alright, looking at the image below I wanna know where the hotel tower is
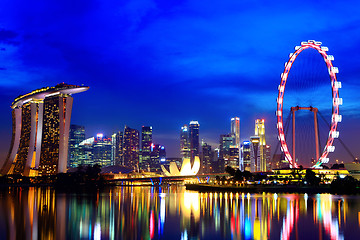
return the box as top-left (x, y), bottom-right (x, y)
top-left (0, 83), bottom-right (89, 176)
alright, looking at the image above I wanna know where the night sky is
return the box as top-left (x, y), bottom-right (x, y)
top-left (1, 0), bottom-right (360, 167)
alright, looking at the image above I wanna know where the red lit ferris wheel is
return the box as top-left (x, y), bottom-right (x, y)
top-left (276, 40), bottom-right (342, 168)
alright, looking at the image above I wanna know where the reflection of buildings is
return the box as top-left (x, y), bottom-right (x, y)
top-left (0, 83), bottom-right (89, 176)
top-left (0, 186), bottom-right (355, 240)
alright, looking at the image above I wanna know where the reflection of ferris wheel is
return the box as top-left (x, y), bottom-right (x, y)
top-left (276, 40), bottom-right (342, 168)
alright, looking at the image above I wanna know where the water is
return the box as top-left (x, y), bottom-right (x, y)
top-left (0, 186), bottom-right (360, 239)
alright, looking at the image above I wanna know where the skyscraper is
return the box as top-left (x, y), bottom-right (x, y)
top-left (201, 141), bottom-right (213, 173)
top-left (255, 119), bottom-right (266, 171)
top-left (219, 134), bottom-right (239, 169)
top-left (189, 121), bottom-right (200, 163)
top-left (68, 124), bottom-right (85, 168)
top-left (180, 125), bottom-right (190, 159)
top-left (122, 126), bottom-right (140, 170)
top-left (241, 141), bottom-right (251, 171)
top-left (0, 83), bottom-right (89, 176)
top-left (231, 117), bottom-right (240, 147)
top-left (250, 136), bottom-right (260, 172)
top-left (112, 131), bottom-right (123, 165)
top-left (92, 134), bottom-right (112, 166)
top-left (150, 143), bottom-right (166, 172)
top-left (141, 126), bottom-right (152, 169)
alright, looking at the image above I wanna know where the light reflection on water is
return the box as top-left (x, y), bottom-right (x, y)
top-left (0, 186), bottom-right (360, 239)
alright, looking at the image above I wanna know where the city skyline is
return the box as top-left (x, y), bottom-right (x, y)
top-left (1, 1), bottom-right (360, 165)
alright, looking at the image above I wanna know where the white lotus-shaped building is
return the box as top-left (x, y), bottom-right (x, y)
top-left (161, 156), bottom-right (200, 176)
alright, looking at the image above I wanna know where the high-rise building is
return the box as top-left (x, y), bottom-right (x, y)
top-left (219, 134), bottom-right (239, 169)
top-left (231, 117), bottom-right (240, 147)
top-left (141, 126), bottom-right (152, 169)
top-left (180, 125), bottom-right (190, 159)
top-left (122, 126), bottom-right (140, 170)
top-left (241, 141), bottom-right (251, 171)
top-left (189, 121), bottom-right (200, 163)
top-left (149, 143), bottom-right (166, 172)
top-left (201, 141), bottom-right (213, 173)
top-left (265, 145), bottom-right (271, 170)
top-left (111, 133), bottom-right (117, 165)
top-left (112, 131), bottom-right (123, 165)
top-left (92, 134), bottom-right (112, 167)
top-left (255, 119), bottom-right (266, 171)
top-left (0, 83), bottom-right (89, 176)
top-left (250, 136), bottom-right (260, 172)
top-left (78, 137), bottom-right (94, 165)
top-left (68, 125), bottom-right (85, 168)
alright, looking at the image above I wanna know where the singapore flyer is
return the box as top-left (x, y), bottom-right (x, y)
top-left (276, 40), bottom-right (342, 168)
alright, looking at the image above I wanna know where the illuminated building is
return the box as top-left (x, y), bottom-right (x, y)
top-left (112, 131), bottom-right (123, 165)
top-left (265, 144), bottom-right (271, 170)
top-left (111, 133), bottom-right (117, 165)
top-left (122, 126), bottom-right (140, 170)
top-left (161, 156), bottom-right (200, 176)
top-left (255, 119), bottom-right (267, 171)
top-left (180, 125), bottom-right (190, 159)
top-left (149, 143), bottom-right (166, 172)
top-left (201, 141), bottom-right (213, 173)
top-left (189, 121), bottom-right (200, 163)
top-left (92, 134), bottom-right (112, 166)
top-left (231, 117), bottom-right (240, 147)
top-left (250, 136), bottom-right (260, 172)
top-left (141, 126), bottom-right (152, 169)
top-left (0, 83), bottom-right (88, 176)
top-left (219, 134), bottom-right (239, 169)
top-left (78, 137), bottom-right (94, 165)
top-left (241, 141), bottom-right (251, 171)
top-left (68, 124), bottom-right (85, 168)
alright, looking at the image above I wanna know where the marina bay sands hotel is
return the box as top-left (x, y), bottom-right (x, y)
top-left (0, 83), bottom-right (89, 176)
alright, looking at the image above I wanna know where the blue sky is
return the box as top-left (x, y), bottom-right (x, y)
top-left (1, 0), bottom-right (360, 166)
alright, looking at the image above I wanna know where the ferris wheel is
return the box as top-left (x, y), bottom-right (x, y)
top-left (276, 40), bottom-right (342, 168)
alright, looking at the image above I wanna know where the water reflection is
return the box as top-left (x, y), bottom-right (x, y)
top-left (0, 187), bottom-right (360, 239)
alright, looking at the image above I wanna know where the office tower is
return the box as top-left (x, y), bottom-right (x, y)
top-left (78, 137), bottom-right (94, 165)
top-left (141, 126), bottom-right (152, 169)
top-left (122, 126), bottom-right (140, 170)
top-left (231, 117), bottom-right (240, 147)
top-left (255, 119), bottom-right (266, 171)
top-left (265, 145), bottom-right (271, 170)
top-left (112, 131), bottom-right (123, 165)
top-left (180, 125), bottom-right (190, 159)
top-left (241, 141), bottom-right (251, 171)
top-left (201, 141), bottom-right (213, 173)
top-left (250, 136), bottom-right (260, 172)
top-left (0, 83), bottom-right (89, 176)
top-left (213, 148), bottom-right (222, 173)
top-left (149, 144), bottom-right (166, 172)
top-left (68, 125), bottom-right (85, 168)
top-left (219, 134), bottom-right (239, 170)
top-left (189, 121), bottom-right (200, 163)
top-left (92, 134), bottom-right (112, 167)
top-left (111, 133), bottom-right (117, 165)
